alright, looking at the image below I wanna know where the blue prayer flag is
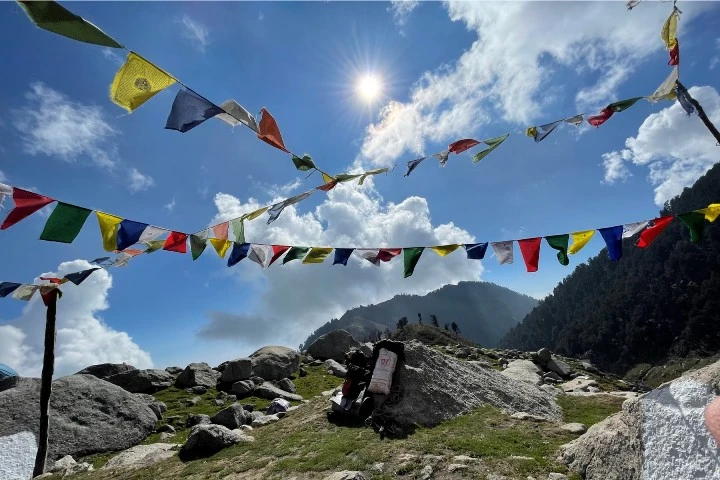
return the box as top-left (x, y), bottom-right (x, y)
top-left (64, 268), bottom-right (100, 286)
top-left (228, 242), bottom-right (251, 267)
top-left (333, 248), bottom-right (354, 266)
top-left (0, 282), bottom-right (22, 298)
top-left (117, 219), bottom-right (148, 251)
top-left (165, 89), bottom-right (224, 133)
top-left (599, 225), bottom-right (624, 261)
top-left (464, 243), bottom-right (488, 260)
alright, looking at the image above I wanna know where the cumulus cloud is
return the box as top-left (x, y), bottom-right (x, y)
top-left (601, 86), bottom-right (720, 206)
top-left (128, 167), bottom-right (155, 193)
top-left (0, 260), bottom-right (153, 377)
top-left (13, 82), bottom-right (118, 168)
top-left (179, 15), bottom-right (210, 53)
top-left (196, 181), bottom-right (482, 349)
top-left (360, 1), bottom-right (710, 167)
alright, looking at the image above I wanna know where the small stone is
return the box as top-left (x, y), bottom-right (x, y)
top-left (226, 395), bottom-right (237, 403)
top-left (243, 404), bottom-right (255, 412)
top-left (547, 474), bottom-right (569, 480)
top-left (237, 424), bottom-right (253, 432)
top-left (186, 414), bottom-right (211, 428)
top-left (370, 462), bottom-right (384, 473)
top-left (420, 465), bottom-right (433, 480)
top-left (277, 378), bottom-right (296, 393)
top-left (560, 422), bottom-right (586, 434)
top-left (186, 385), bottom-right (207, 395)
top-left (446, 464), bottom-right (468, 473)
top-left (215, 399), bottom-right (225, 406)
top-left (452, 455), bottom-right (480, 462)
top-left (156, 424), bottom-right (175, 434)
top-left (299, 367), bottom-right (307, 377)
top-left (397, 453), bottom-right (417, 462)
top-left (216, 391), bottom-right (228, 399)
top-left (510, 412), bottom-right (547, 422)
top-left (159, 432), bottom-right (174, 441)
top-left (185, 396), bottom-right (202, 407)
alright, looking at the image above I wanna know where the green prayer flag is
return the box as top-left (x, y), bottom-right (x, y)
top-left (282, 246), bottom-right (310, 264)
top-left (403, 247), bottom-right (424, 278)
top-left (678, 212), bottom-right (706, 243)
top-left (545, 234), bottom-right (570, 266)
top-left (472, 134), bottom-right (509, 163)
top-left (335, 174), bottom-right (362, 183)
top-left (359, 168), bottom-right (389, 185)
top-left (231, 218), bottom-right (245, 243)
top-left (144, 240), bottom-right (165, 253)
top-left (39, 202), bottom-right (92, 243)
top-left (19, 1), bottom-right (123, 48)
top-left (291, 154), bottom-right (316, 171)
top-left (609, 97), bottom-right (643, 112)
top-left (190, 233), bottom-right (208, 260)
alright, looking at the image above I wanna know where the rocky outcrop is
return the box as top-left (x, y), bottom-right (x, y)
top-left (220, 358), bottom-right (252, 384)
top-left (175, 363), bottom-right (221, 389)
top-left (383, 341), bottom-right (561, 428)
top-left (106, 369), bottom-right (174, 393)
top-left (501, 360), bottom-right (543, 386)
top-left (254, 382), bottom-right (303, 402)
top-left (76, 363), bottom-right (136, 379)
top-left (0, 375), bottom-right (157, 462)
top-left (307, 330), bottom-right (361, 362)
top-left (249, 346), bottom-right (299, 381)
top-left (560, 359), bottom-right (720, 479)
top-left (102, 444), bottom-right (176, 470)
top-left (181, 424), bottom-right (253, 457)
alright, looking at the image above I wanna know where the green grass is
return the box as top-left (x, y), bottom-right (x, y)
top-left (556, 394), bottom-right (624, 427)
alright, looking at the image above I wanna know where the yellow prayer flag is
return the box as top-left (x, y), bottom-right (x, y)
top-left (431, 244), bottom-right (460, 257)
top-left (243, 207), bottom-right (269, 221)
top-left (568, 230), bottom-right (595, 255)
top-left (322, 172), bottom-right (335, 184)
top-left (526, 127), bottom-right (537, 138)
top-left (302, 247), bottom-right (333, 264)
top-left (110, 52), bottom-right (176, 112)
top-left (661, 11), bottom-right (678, 49)
top-left (697, 204), bottom-right (720, 223)
top-left (209, 238), bottom-right (232, 258)
top-left (96, 211), bottom-right (123, 252)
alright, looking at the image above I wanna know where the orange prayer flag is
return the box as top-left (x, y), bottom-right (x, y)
top-left (257, 108), bottom-right (289, 153)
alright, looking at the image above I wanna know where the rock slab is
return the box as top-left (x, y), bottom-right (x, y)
top-left (249, 346), bottom-right (300, 381)
top-left (324, 359), bottom-right (347, 377)
top-left (220, 358), bottom-right (252, 384)
top-left (307, 330), bottom-right (361, 362)
top-left (106, 369), bottom-right (174, 393)
top-left (103, 443), bottom-right (176, 470)
top-left (254, 382), bottom-right (303, 402)
top-left (501, 360), bottom-right (543, 386)
top-left (76, 363), bottom-right (136, 379)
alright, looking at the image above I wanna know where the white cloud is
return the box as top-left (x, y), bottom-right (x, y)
top-left (601, 86), bottom-right (720, 206)
top-left (164, 196), bottom-right (177, 212)
top-left (389, 0), bottom-right (420, 28)
top-left (179, 15), bottom-right (210, 53)
top-left (128, 167), bottom-right (155, 193)
top-left (101, 47), bottom-right (124, 66)
top-left (196, 180), bottom-right (482, 349)
top-left (0, 170), bottom-right (6, 182)
top-left (0, 260), bottom-right (153, 377)
top-left (13, 82), bottom-right (118, 168)
top-left (360, 1), bottom-right (710, 168)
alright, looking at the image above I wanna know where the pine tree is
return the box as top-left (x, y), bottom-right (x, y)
top-left (431, 314), bottom-right (439, 327)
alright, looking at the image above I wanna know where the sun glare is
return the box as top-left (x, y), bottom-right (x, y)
top-left (356, 74), bottom-right (382, 102)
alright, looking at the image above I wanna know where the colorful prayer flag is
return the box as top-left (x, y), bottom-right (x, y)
top-left (12, 284), bottom-right (38, 301)
top-left (668, 40), bottom-right (679, 66)
top-left (356, 249), bottom-right (382, 266)
top-left (403, 247), bottom-right (424, 278)
top-left (39, 202), bottom-right (92, 243)
top-left (464, 243), bottom-right (488, 260)
top-left (405, 157), bottom-right (426, 177)
top-left (245, 207), bottom-right (270, 221)
top-left (676, 85), bottom-right (695, 115)
top-left (190, 230), bottom-right (209, 260)
top-left (1, 188), bottom-right (55, 230)
top-left (165, 89), bottom-right (224, 133)
top-left (212, 222), bottom-right (229, 240)
top-left (545, 234), bottom-right (569, 266)
top-left (333, 248), bottom-right (354, 266)
top-left (64, 268), bottom-right (100, 286)
top-left (434, 151), bottom-right (450, 166)
top-left (473, 134), bottom-right (509, 163)
top-left (622, 221), bottom-right (649, 239)
top-left (144, 240), bottom-right (165, 254)
top-left (677, 212), bottom-right (705, 243)
top-left (138, 226), bottom-right (165, 244)
top-left (90, 257), bottom-right (110, 264)
top-left (18, 1), bottom-right (122, 48)
top-left (564, 115), bottom-right (583, 126)
top-left (610, 97), bottom-right (643, 113)
top-left (359, 168), bottom-right (390, 185)
top-left (282, 246), bottom-right (310, 264)
top-left (518, 238), bottom-right (541, 272)
top-left (39, 277), bottom-right (64, 284)
top-left (163, 231), bottom-right (188, 253)
top-left (637, 216), bottom-right (674, 248)
top-left (248, 244), bottom-right (273, 268)
top-left (209, 238), bottom-right (231, 258)
top-left (527, 120), bottom-right (561, 143)
top-left (292, 154), bottom-right (316, 171)
top-left (303, 247), bottom-right (333, 264)
top-left (231, 218), bottom-right (245, 243)
top-left (599, 225), bottom-right (623, 261)
top-left (317, 180), bottom-right (338, 192)
top-left (269, 245), bottom-right (291, 266)
top-left (40, 285), bottom-right (61, 306)
top-left (431, 244), bottom-right (460, 257)
top-left (0, 282), bottom-right (22, 298)
top-left (449, 139), bottom-right (480, 154)
top-left (117, 219), bottom-right (148, 251)
top-left (378, 249), bottom-right (402, 262)
top-left (491, 241), bottom-right (514, 265)
top-left (335, 174), bottom-right (363, 183)
top-left (648, 67), bottom-right (678, 103)
top-left (96, 211), bottom-right (123, 252)
top-left (697, 204), bottom-right (720, 222)
top-left (587, 108), bottom-right (614, 127)
top-left (216, 100), bottom-right (258, 132)
top-left (257, 108), bottom-right (289, 153)
top-left (661, 9), bottom-right (678, 49)
top-left (267, 191), bottom-right (313, 224)
top-left (110, 52), bottom-right (176, 113)
top-left (227, 242), bottom-right (250, 267)
top-left (568, 230), bottom-right (595, 254)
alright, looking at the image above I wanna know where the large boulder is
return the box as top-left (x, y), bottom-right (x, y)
top-left (546, 356), bottom-right (573, 378)
top-left (181, 424), bottom-right (253, 457)
top-left (106, 369), bottom-right (174, 393)
top-left (102, 443), bottom-right (176, 470)
top-left (307, 330), bottom-right (361, 362)
top-left (220, 358), bottom-right (252, 384)
top-left (0, 431), bottom-right (36, 480)
top-left (501, 360), bottom-right (543, 386)
top-left (560, 359), bottom-right (720, 479)
top-left (383, 341), bottom-right (561, 428)
top-left (325, 359), bottom-right (347, 377)
top-left (175, 363), bottom-right (221, 389)
top-left (254, 382), bottom-right (303, 402)
top-left (231, 380), bottom-right (255, 397)
top-left (75, 363), bottom-right (136, 379)
top-left (210, 404), bottom-right (247, 429)
top-left (0, 375), bottom-right (157, 463)
top-left (249, 346), bottom-right (300, 381)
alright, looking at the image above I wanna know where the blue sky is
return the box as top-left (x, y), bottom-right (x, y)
top-left (1, 1), bottom-right (719, 376)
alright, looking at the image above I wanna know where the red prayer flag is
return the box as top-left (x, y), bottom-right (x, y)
top-left (668, 40), bottom-right (679, 66)
top-left (518, 237), bottom-right (542, 272)
top-left (448, 139), bottom-right (480, 154)
top-left (257, 108), bottom-right (289, 153)
top-left (636, 216), bottom-right (673, 248)
top-left (163, 231), bottom-right (188, 253)
top-left (40, 286), bottom-right (61, 307)
top-left (317, 181), bottom-right (338, 192)
top-left (1, 188), bottom-right (55, 230)
top-left (587, 107), bottom-right (614, 127)
top-left (39, 277), bottom-right (64, 284)
top-left (269, 245), bottom-right (291, 266)
top-left (212, 222), bottom-right (229, 240)
top-left (377, 248), bottom-right (402, 262)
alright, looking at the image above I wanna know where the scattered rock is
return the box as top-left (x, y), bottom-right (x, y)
top-left (175, 363), bottom-right (220, 389)
top-left (226, 394), bottom-right (237, 403)
top-left (420, 465), bottom-right (433, 480)
top-left (156, 424), bottom-right (176, 434)
top-left (185, 396), bottom-right (202, 407)
top-left (237, 424), bottom-right (253, 432)
top-left (159, 432), bottom-right (174, 441)
top-left (537, 348), bottom-right (552, 365)
top-left (231, 380), bottom-right (255, 397)
top-left (102, 443), bottom-right (176, 470)
top-left (211, 404), bottom-right (247, 429)
top-left (243, 404), bottom-right (255, 412)
top-left (181, 424), bottom-right (253, 457)
top-left (220, 358), bottom-right (253, 384)
top-left (546, 357), bottom-right (573, 378)
top-left (134, 393), bottom-right (166, 420)
top-left (164, 366), bottom-right (183, 376)
top-left (251, 414), bottom-right (280, 427)
top-left (446, 464), bottom-right (468, 473)
top-left (51, 455), bottom-right (93, 475)
top-left (254, 382), bottom-right (303, 401)
top-left (299, 367), bottom-right (307, 377)
top-left (307, 330), bottom-right (361, 362)
top-left (277, 378), bottom-right (296, 393)
top-left (76, 363), bottom-right (136, 379)
top-left (544, 371), bottom-right (562, 382)
top-left (186, 385), bottom-right (207, 395)
top-left (452, 455), bottom-right (481, 463)
top-left (324, 359), bottom-right (347, 377)
top-left (215, 399), bottom-right (225, 406)
top-left (312, 360), bottom-right (323, 366)
top-left (250, 375), bottom-right (265, 385)
top-left (560, 378), bottom-right (598, 393)
top-left (0, 375), bottom-right (157, 462)
top-left (105, 369), bottom-right (174, 394)
top-left (322, 471), bottom-right (366, 480)
top-left (580, 361), bottom-right (599, 373)
top-left (397, 453), bottom-right (417, 462)
top-left (186, 414), bottom-right (211, 428)
top-left (370, 462), bottom-right (384, 473)
top-left (560, 423), bottom-right (586, 434)
top-left (511, 412), bottom-right (548, 422)
top-left (501, 360), bottom-right (543, 386)
top-left (249, 346), bottom-right (300, 381)
top-left (547, 473), bottom-right (569, 480)
top-left (360, 343), bottom-right (373, 357)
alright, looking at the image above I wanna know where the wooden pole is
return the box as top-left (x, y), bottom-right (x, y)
top-left (33, 288), bottom-right (60, 478)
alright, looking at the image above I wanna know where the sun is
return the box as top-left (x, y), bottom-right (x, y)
top-left (356, 74), bottom-right (382, 102)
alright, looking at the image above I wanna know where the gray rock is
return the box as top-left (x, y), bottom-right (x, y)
top-left (185, 396), bottom-right (202, 407)
top-left (254, 382), bottom-right (303, 402)
top-left (102, 443), bottom-right (176, 470)
top-left (544, 371), bottom-right (563, 382)
top-left (501, 360), bottom-right (543, 386)
top-left (420, 465), bottom-right (433, 480)
top-left (249, 346), bottom-right (300, 381)
top-left (0, 375), bottom-right (23, 392)
top-left (164, 366), bottom-right (183, 376)
top-left (236, 424), bottom-right (253, 432)
top-left (311, 360), bottom-right (323, 366)
top-left (216, 391), bottom-right (228, 399)
top-left (214, 361), bottom-right (228, 372)
top-left (158, 432), bottom-right (174, 441)
top-left (186, 385), bottom-right (207, 395)
top-left (251, 414), bottom-right (280, 427)
top-left (181, 424), bottom-right (253, 456)
top-left (215, 399), bottom-right (225, 406)
top-left (0, 375), bottom-right (156, 462)
top-left (76, 363), bottom-right (136, 379)
top-left (276, 378), bottom-right (296, 393)
top-left (447, 464), bottom-right (469, 473)
top-left (546, 357), bottom-right (573, 378)
top-left (175, 363), bottom-right (220, 389)
top-left (511, 412), bottom-right (548, 422)
top-left (537, 348), bottom-right (552, 365)
top-left (186, 414), bottom-right (211, 427)
top-left (226, 394), bottom-right (237, 403)
top-left (211, 404), bottom-right (247, 429)
top-left (231, 380), bottom-right (255, 397)
top-left (51, 455), bottom-right (93, 475)
top-left (324, 359), bottom-right (347, 377)
top-left (105, 369), bottom-right (174, 393)
top-left (322, 472), bottom-right (366, 480)
top-left (547, 474), bottom-right (569, 480)
top-left (250, 375), bottom-right (265, 385)
top-left (299, 367), bottom-right (307, 378)
top-left (580, 361), bottom-right (599, 373)
top-left (560, 423), bottom-right (586, 434)
top-left (383, 341), bottom-right (560, 428)
top-left (220, 358), bottom-right (252, 384)
top-left (360, 343), bottom-right (373, 357)
top-left (307, 330), bottom-right (361, 362)
top-left (134, 393), bottom-right (167, 420)
top-left (560, 378), bottom-right (598, 393)
top-left (157, 424), bottom-right (175, 434)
